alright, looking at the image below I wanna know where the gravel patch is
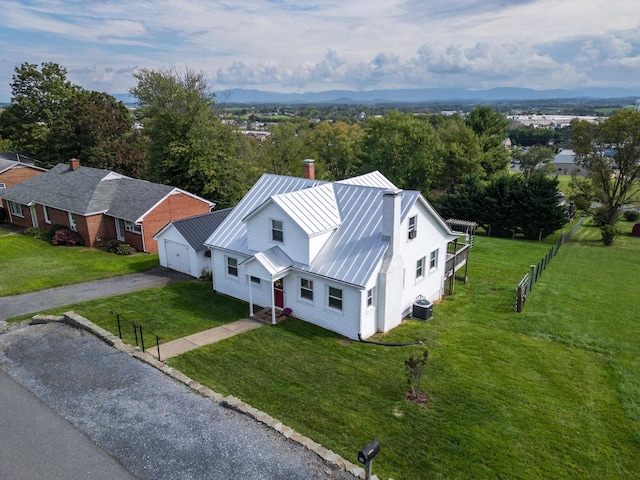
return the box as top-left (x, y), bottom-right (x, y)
top-left (0, 322), bottom-right (355, 480)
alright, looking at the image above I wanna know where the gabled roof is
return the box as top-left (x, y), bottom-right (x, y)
top-left (246, 182), bottom-right (341, 236)
top-left (206, 171), bottom-right (454, 288)
top-left (553, 149), bottom-right (576, 164)
top-left (0, 152), bottom-right (46, 175)
top-left (336, 170), bottom-right (397, 189)
top-left (0, 163), bottom-right (214, 221)
top-left (243, 246), bottom-right (293, 276)
top-left (206, 173), bottom-right (318, 252)
top-left (154, 209), bottom-right (232, 251)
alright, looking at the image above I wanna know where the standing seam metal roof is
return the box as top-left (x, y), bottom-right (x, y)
top-left (206, 171), bottom-right (449, 288)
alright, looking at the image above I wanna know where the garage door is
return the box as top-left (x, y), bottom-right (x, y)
top-left (164, 239), bottom-right (191, 275)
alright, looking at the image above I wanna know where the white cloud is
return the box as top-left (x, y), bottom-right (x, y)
top-left (0, 0), bottom-right (640, 100)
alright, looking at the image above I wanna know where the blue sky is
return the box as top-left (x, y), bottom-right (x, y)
top-left (1, 0), bottom-right (639, 102)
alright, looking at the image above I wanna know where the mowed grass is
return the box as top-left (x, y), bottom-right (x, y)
top-left (168, 221), bottom-right (640, 480)
top-left (7, 281), bottom-right (249, 345)
top-left (0, 227), bottom-right (159, 296)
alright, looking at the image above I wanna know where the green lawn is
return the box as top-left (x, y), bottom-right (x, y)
top-left (167, 221), bottom-right (640, 480)
top-left (7, 282), bottom-right (249, 345)
top-left (6, 219), bottom-right (639, 479)
top-left (0, 227), bottom-right (159, 296)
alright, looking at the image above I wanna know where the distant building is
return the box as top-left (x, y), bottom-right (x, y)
top-left (553, 149), bottom-right (584, 176)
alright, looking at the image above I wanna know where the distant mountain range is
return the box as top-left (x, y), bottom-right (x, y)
top-left (113, 86), bottom-right (640, 106)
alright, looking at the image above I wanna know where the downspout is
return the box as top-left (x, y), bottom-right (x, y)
top-left (140, 223), bottom-right (147, 253)
top-left (248, 275), bottom-right (254, 317)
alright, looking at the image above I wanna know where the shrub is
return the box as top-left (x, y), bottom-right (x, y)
top-left (199, 268), bottom-right (212, 281)
top-left (24, 227), bottom-right (48, 239)
top-left (46, 224), bottom-right (67, 242)
top-left (623, 209), bottom-right (640, 222)
top-left (404, 349), bottom-right (429, 402)
top-left (51, 228), bottom-right (85, 246)
top-left (107, 240), bottom-right (136, 255)
top-left (600, 224), bottom-right (621, 246)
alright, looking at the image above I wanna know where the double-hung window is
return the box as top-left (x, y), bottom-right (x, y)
top-left (43, 205), bottom-right (51, 224)
top-left (8, 200), bottom-right (23, 217)
top-left (408, 216), bottom-right (417, 239)
top-left (430, 249), bottom-right (439, 270)
top-left (328, 287), bottom-right (343, 310)
top-left (367, 288), bottom-right (375, 308)
top-left (68, 212), bottom-right (77, 231)
top-left (300, 278), bottom-right (314, 301)
top-left (416, 257), bottom-right (425, 279)
top-left (272, 220), bottom-right (283, 242)
top-left (227, 257), bottom-right (238, 277)
top-left (125, 220), bottom-right (142, 234)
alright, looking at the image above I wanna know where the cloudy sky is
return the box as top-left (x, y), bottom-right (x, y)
top-left (1, 0), bottom-right (639, 101)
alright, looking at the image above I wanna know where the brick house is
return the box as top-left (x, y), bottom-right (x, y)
top-left (0, 152), bottom-right (47, 216)
top-left (0, 159), bottom-right (214, 253)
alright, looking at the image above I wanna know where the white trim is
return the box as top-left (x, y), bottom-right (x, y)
top-left (7, 200), bottom-right (23, 217)
top-left (68, 212), bottom-right (77, 231)
top-left (327, 286), bottom-right (343, 311)
top-left (134, 188), bottom-right (214, 223)
top-left (43, 205), bottom-right (51, 224)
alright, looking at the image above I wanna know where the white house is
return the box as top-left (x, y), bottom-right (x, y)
top-left (204, 163), bottom-right (465, 340)
top-left (154, 209), bottom-right (231, 278)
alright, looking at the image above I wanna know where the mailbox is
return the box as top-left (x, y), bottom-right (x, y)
top-left (357, 439), bottom-right (381, 465)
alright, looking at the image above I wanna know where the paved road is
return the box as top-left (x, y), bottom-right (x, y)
top-left (0, 368), bottom-right (138, 480)
top-left (0, 322), bottom-right (354, 480)
top-left (0, 267), bottom-right (192, 321)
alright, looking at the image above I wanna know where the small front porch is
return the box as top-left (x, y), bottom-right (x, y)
top-left (251, 307), bottom-right (291, 324)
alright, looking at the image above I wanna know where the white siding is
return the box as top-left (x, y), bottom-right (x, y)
top-left (308, 230), bottom-right (334, 263)
top-left (245, 202), bottom-right (311, 265)
top-left (281, 274), bottom-right (361, 339)
top-left (156, 226), bottom-right (202, 278)
top-left (399, 203), bottom-right (448, 311)
top-left (212, 249), bottom-right (251, 301)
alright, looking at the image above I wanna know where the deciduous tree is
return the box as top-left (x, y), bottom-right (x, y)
top-left (307, 121), bottom-right (363, 180)
top-left (360, 111), bottom-right (441, 194)
top-left (571, 110), bottom-right (640, 245)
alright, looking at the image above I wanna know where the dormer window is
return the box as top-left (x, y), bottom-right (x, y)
top-left (272, 219), bottom-right (283, 242)
top-left (408, 216), bottom-right (417, 239)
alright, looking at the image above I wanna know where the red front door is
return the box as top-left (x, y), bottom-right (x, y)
top-left (274, 279), bottom-right (284, 308)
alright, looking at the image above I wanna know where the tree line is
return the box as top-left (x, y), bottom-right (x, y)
top-left (1, 62), bottom-right (638, 244)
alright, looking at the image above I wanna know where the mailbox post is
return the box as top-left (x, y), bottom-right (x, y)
top-left (357, 439), bottom-right (380, 480)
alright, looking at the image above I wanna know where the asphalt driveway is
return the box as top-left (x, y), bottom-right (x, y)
top-left (0, 321), bottom-right (355, 480)
top-left (0, 267), bottom-right (192, 321)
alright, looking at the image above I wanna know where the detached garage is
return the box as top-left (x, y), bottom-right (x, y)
top-left (154, 209), bottom-right (231, 278)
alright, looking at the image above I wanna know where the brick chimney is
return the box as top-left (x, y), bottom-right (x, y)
top-left (303, 159), bottom-right (315, 180)
top-left (70, 158), bottom-right (80, 171)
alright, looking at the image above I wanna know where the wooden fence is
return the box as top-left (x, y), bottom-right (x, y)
top-left (514, 216), bottom-right (586, 312)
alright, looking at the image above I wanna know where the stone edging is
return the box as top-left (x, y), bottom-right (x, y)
top-left (30, 312), bottom-right (391, 480)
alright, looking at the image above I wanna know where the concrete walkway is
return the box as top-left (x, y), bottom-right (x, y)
top-left (159, 318), bottom-right (265, 359)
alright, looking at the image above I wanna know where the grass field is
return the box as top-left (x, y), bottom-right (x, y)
top-left (8, 281), bottom-right (249, 345)
top-left (0, 226), bottom-right (159, 296)
top-left (168, 220), bottom-right (640, 479)
top-left (6, 220), bottom-right (639, 479)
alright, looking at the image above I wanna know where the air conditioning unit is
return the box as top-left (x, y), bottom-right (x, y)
top-left (412, 297), bottom-right (433, 320)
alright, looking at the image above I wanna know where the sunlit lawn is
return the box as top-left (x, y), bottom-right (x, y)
top-left (0, 226), bottom-right (159, 296)
top-left (169, 220), bottom-right (640, 479)
top-left (8, 282), bottom-right (249, 346)
top-left (7, 219), bottom-right (640, 479)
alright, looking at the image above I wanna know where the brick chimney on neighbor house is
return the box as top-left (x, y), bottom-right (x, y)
top-left (303, 159), bottom-right (315, 180)
top-left (69, 158), bottom-right (80, 171)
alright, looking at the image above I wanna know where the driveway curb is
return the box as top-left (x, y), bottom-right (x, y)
top-left (30, 312), bottom-right (382, 480)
